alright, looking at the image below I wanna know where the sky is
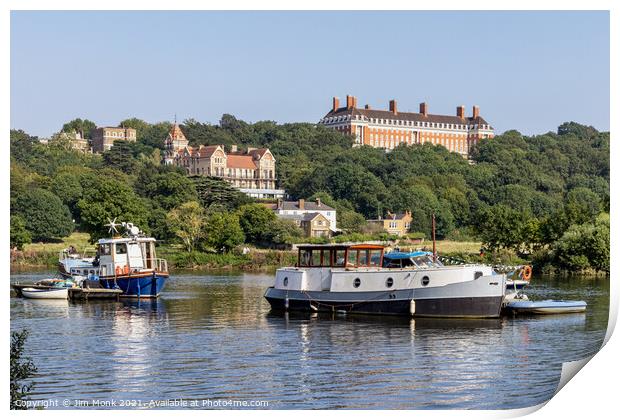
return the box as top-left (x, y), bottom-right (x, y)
top-left (10, 11), bottom-right (610, 137)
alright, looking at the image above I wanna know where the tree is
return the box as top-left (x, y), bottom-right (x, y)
top-left (564, 187), bottom-right (601, 225)
top-left (552, 213), bottom-right (609, 272)
top-left (77, 177), bottom-right (149, 241)
top-left (135, 166), bottom-right (198, 210)
top-left (473, 204), bottom-right (531, 251)
top-left (192, 176), bottom-right (251, 211)
top-left (61, 118), bottom-right (96, 139)
top-left (265, 218), bottom-right (303, 245)
top-left (10, 216), bottom-right (32, 250)
top-left (13, 189), bottom-right (74, 241)
top-left (102, 141), bottom-right (140, 174)
top-left (203, 212), bottom-right (245, 252)
top-left (11, 330), bottom-right (37, 410)
top-left (167, 202), bottom-right (205, 252)
top-left (236, 203), bottom-right (277, 244)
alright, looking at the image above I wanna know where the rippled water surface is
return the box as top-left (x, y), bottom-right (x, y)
top-left (10, 271), bottom-right (609, 409)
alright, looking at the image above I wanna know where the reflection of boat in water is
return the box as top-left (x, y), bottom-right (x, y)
top-left (264, 244), bottom-right (506, 318)
top-left (58, 221), bottom-right (169, 298)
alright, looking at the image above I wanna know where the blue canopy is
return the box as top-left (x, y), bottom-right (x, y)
top-left (384, 251), bottom-right (432, 259)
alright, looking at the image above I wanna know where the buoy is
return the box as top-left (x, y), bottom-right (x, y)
top-left (521, 265), bottom-right (532, 281)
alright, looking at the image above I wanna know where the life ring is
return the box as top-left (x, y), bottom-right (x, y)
top-left (521, 265), bottom-right (532, 281)
top-left (115, 266), bottom-right (122, 276)
top-left (124, 265), bottom-right (129, 275)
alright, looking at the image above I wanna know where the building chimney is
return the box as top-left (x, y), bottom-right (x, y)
top-left (365, 104), bottom-right (371, 110)
top-left (316, 197), bottom-right (321, 207)
top-left (231, 144), bottom-right (238, 152)
top-left (389, 99), bottom-right (398, 114)
top-left (332, 96), bottom-right (340, 112)
top-left (298, 199), bottom-right (305, 210)
top-left (420, 102), bottom-right (428, 116)
top-left (472, 105), bottom-right (480, 119)
top-left (346, 95), bottom-right (353, 109)
top-left (457, 105), bottom-right (465, 119)
top-left (277, 198), bottom-right (283, 210)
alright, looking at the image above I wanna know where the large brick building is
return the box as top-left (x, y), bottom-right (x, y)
top-left (318, 95), bottom-right (494, 157)
top-left (164, 123), bottom-right (285, 198)
top-left (90, 126), bottom-right (137, 153)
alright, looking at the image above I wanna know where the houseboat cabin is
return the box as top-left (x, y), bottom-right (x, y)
top-left (296, 244), bottom-right (385, 268)
top-left (96, 236), bottom-right (168, 278)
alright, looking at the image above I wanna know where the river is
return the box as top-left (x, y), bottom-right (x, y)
top-left (10, 271), bottom-right (609, 409)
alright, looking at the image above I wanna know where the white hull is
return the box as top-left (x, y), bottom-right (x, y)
top-left (22, 288), bottom-right (68, 300)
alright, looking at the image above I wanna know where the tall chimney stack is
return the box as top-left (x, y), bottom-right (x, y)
top-left (332, 97), bottom-right (340, 112)
top-left (346, 95), bottom-right (353, 109)
top-left (365, 104), bottom-right (371, 110)
top-left (457, 105), bottom-right (465, 119)
top-left (298, 199), bottom-right (305, 210)
top-left (352, 96), bottom-right (358, 108)
top-left (472, 105), bottom-right (480, 119)
top-left (420, 102), bottom-right (428, 116)
top-left (389, 99), bottom-right (398, 114)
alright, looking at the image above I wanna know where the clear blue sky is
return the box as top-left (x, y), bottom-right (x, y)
top-left (11, 11), bottom-right (609, 137)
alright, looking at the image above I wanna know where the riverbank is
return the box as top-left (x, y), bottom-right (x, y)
top-left (11, 232), bottom-right (520, 272)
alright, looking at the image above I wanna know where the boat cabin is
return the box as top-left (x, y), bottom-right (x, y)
top-left (382, 251), bottom-right (443, 269)
top-left (296, 244), bottom-right (385, 269)
top-left (97, 236), bottom-right (167, 277)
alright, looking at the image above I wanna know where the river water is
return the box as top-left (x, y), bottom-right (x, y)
top-left (10, 271), bottom-right (609, 410)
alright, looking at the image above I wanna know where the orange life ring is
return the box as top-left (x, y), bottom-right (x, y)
top-left (115, 266), bottom-right (122, 276)
top-left (124, 265), bottom-right (129, 275)
top-left (521, 265), bottom-right (532, 281)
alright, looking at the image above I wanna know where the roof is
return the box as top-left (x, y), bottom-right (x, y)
top-left (226, 154), bottom-right (257, 169)
top-left (277, 200), bottom-right (335, 212)
top-left (300, 212), bottom-right (326, 222)
top-left (323, 107), bottom-right (492, 128)
top-left (384, 251), bottom-right (432, 259)
top-left (167, 124), bottom-right (187, 141)
top-left (297, 243), bottom-right (385, 250)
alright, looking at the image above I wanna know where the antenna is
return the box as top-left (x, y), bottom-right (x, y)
top-left (105, 218), bottom-right (120, 234)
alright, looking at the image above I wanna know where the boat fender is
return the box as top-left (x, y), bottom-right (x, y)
top-left (124, 265), bottom-right (129, 275)
top-left (115, 266), bottom-right (122, 276)
top-left (521, 265), bottom-right (532, 281)
top-left (284, 297), bottom-right (289, 310)
top-left (410, 299), bottom-right (416, 315)
top-left (310, 304), bottom-right (318, 312)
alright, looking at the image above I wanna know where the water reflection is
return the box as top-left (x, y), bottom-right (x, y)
top-left (9, 272), bottom-right (609, 410)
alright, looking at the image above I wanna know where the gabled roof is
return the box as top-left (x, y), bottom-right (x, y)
top-left (227, 154), bottom-right (257, 169)
top-left (167, 123), bottom-right (187, 141)
top-left (277, 200), bottom-right (335, 212)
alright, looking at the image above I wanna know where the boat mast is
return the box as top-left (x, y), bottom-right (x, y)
top-left (432, 213), bottom-right (437, 263)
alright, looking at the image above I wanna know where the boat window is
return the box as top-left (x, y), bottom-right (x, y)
top-left (358, 249), bottom-right (370, 266)
top-left (115, 243), bottom-right (127, 255)
top-left (369, 250), bottom-right (382, 267)
top-left (386, 277), bottom-right (394, 288)
top-left (333, 249), bottom-right (346, 267)
top-left (412, 256), bottom-right (433, 268)
top-left (300, 250), bottom-right (312, 266)
top-left (347, 250), bottom-right (358, 266)
top-left (422, 276), bottom-right (430, 286)
top-left (311, 251), bottom-right (321, 267)
top-left (353, 278), bottom-right (361, 288)
top-left (99, 243), bottom-right (111, 256)
top-left (283, 277), bottom-right (288, 286)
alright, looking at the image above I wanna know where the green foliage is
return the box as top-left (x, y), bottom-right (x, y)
top-left (77, 177), bottom-right (149, 242)
top-left (61, 118), bottom-right (96, 139)
top-left (191, 176), bottom-right (251, 211)
top-left (10, 216), bottom-right (32, 250)
top-left (167, 201), bottom-right (205, 252)
top-left (236, 203), bottom-right (277, 244)
top-left (13, 188), bottom-right (74, 241)
top-left (10, 329), bottom-right (37, 410)
top-left (136, 165), bottom-right (198, 211)
top-left (203, 212), bottom-right (245, 252)
top-left (552, 213), bottom-right (609, 272)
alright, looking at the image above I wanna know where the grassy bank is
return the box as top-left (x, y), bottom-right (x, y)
top-left (11, 233), bottom-right (527, 272)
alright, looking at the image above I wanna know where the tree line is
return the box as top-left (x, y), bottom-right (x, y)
top-left (10, 117), bottom-right (609, 272)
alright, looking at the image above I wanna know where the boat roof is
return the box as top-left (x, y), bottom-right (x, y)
top-left (98, 236), bottom-right (156, 244)
top-left (297, 243), bottom-right (385, 250)
top-left (384, 251), bottom-right (433, 259)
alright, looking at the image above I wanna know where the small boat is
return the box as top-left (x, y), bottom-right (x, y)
top-left (21, 287), bottom-right (69, 300)
top-left (504, 299), bottom-right (587, 314)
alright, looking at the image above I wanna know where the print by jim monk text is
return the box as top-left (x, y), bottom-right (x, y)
top-left (14, 398), bottom-right (270, 408)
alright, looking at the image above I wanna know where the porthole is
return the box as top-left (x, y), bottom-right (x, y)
top-left (422, 276), bottom-right (430, 286)
top-left (353, 278), bottom-right (361, 288)
top-left (386, 277), bottom-right (394, 288)
top-left (283, 277), bottom-right (289, 287)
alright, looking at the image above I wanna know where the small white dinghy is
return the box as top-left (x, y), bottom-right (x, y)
top-left (505, 299), bottom-right (587, 314)
top-left (21, 288), bottom-right (69, 300)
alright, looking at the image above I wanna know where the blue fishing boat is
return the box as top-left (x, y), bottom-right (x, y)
top-left (79, 220), bottom-right (169, 298)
